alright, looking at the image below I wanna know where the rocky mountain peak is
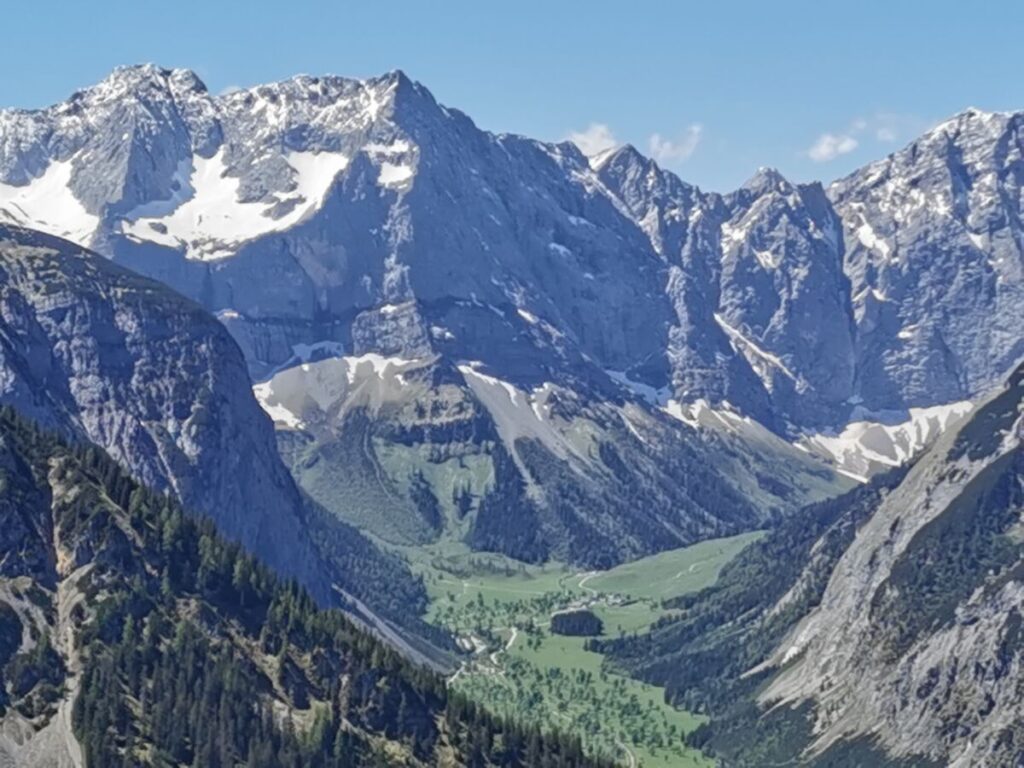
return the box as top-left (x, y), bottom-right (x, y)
top-left (1, 68), bottom-right (1022, 437)
top-left (826, 104), bottom-right (1024, 416)
top-left (590, 143), bottom-right (645, 170)
top-left (89, 63), bottom-right (210, 100)
top-left (738, 165), bottom-right (791, 196)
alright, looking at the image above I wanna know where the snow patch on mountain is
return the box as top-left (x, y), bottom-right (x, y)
top-left (0, 159), bottom-right (99, 244)
top-left (854, 218), bottom-right (891, 259)
top-left (377, 162), bottom-right (414, 187)
top-left (365, 140), bottom-right (412, 155)
top-left (253, 353), bottom-right (425, 429)
top-left (605, 369), bottom-right (671, 406)
top-left (517, 308), bottom-right (539, 325)
top-left (800, 400), bottom-right (975, 480)
top-left (662, 399), bottom-right (701, 427)
top-left (122, 149), bottom-right (350, 260)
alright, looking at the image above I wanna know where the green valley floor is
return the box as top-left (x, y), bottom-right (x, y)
top-left (400, 532), bottom-right (763, 767)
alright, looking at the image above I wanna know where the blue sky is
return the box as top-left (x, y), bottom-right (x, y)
top-left (3, 0), bottom-right (1022, 191)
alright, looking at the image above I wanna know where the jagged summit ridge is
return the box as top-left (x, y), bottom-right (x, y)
top-left (0, 65), bottom-right (1021, 440)
top-left (828, 104), bottom-right (1024, 415)
top-left (0, 63), bottom-right (435, 236)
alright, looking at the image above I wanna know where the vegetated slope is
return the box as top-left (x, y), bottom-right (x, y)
top-left (0, 405), bottom-right (609, 768)
top-left (0, 223), bottom-right (431, 638)
top-left (262, 354), bottom-right (847, 567)
top-left (598, 363), bottom-right (1024, 767)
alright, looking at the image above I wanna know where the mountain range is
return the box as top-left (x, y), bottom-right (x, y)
top-left (0, 63), bottom-right (1023, 766)
top-left (1, 66), bottom-right (1019, 435)
top-left (9, 64), bottom-right (1014, 566)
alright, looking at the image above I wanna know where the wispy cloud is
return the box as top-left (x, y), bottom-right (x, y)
top-left (807, 132), bottom-right (859, 162)
top-left (648, 124), bottom-right (703, 164)
top-left (871, 112), bottom-right (930, 143)
top-left (875, 126), bottom-right (897, 142)
top-left (566, 123), bottom-right (619, 155)
top-left (807, 112), bottom-right (927, 161)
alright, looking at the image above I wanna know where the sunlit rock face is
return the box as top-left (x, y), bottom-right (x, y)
top-left (2, 70), bottom-right (1022, 564)
top-left (2, 68), bottom-right (1021, 437)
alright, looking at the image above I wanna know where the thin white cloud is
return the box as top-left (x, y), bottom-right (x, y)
top-left (809, 113), bottom-right (925, 159)
top-left (872, 113), bottom-right (930, 143)
top-left (648, 124), bottom-right (703, 164)
top-left (876, 126), bottom-right (897, 142)
top-left (566, 123), bottom-right (619, 156)
top-left (807, 132), bottom-right (859, 162)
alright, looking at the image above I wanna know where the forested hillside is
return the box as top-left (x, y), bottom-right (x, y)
top-left (0, 405), bottom-right (610, 767)
top-left (597, 365), bottom-right (1024, 766)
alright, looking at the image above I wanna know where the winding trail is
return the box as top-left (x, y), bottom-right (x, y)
top-left (447, 665), bottom-right (465, 686)
top-left (577, 570), bottom-right (599, 597)
top-left (489, 626), bottom-right (518, 667)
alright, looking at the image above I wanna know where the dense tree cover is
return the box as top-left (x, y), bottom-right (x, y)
top-left (550, 611), bottom-right (603, 637)
top-left (595, 471), bottom-right (906, 709)
top-left (514, 437), bottom-right (764, 570)
top-left (0, 405), bottom-right (612, 768)
top-left (452, 482), bottom-right (475, 520)
top-left (468, 447), bottom-right (549, 563)
top-left (586, 471), bottom-right (908, 765)
top-left (871, 449), bottom-right (1024, 659)
top-left (410, 470), bottom-right (444, 531)
top-left (299, 493), bottom-right (451, 648)
top-left (470, 423), bottom-right (782, 570)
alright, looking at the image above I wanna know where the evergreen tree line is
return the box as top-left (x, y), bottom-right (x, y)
top-left (0, 405), bottom-right (614, 768)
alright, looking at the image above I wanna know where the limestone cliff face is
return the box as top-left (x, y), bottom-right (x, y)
top-left (0, 224), bottom-right (329, 601)
top-left (2, 67), bottom-right (1021, 436)
top-left (757, 364), bottom-right (1024, 766)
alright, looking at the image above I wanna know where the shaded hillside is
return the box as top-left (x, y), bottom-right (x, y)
top-left (598, 364), bottom-right (1024, 766)
top-left (0, 223), bottom-right (435, 641)
top-left (0, 405), bottom-right (610, 767)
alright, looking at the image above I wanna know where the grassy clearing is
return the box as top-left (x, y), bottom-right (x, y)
top-left (585, 532), bottom-right (764, 601)
top-left (405, 532), bottom-right (763, 766)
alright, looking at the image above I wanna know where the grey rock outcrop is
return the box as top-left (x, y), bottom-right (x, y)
top-left (1, 67), bottom-right (1021, 437)
top-left (755, 364), bottom-right (1024, 766)
top-left (829, 108), bottom-right (1024, 414)
top-left (0, 223), bottom-right (381, 610)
